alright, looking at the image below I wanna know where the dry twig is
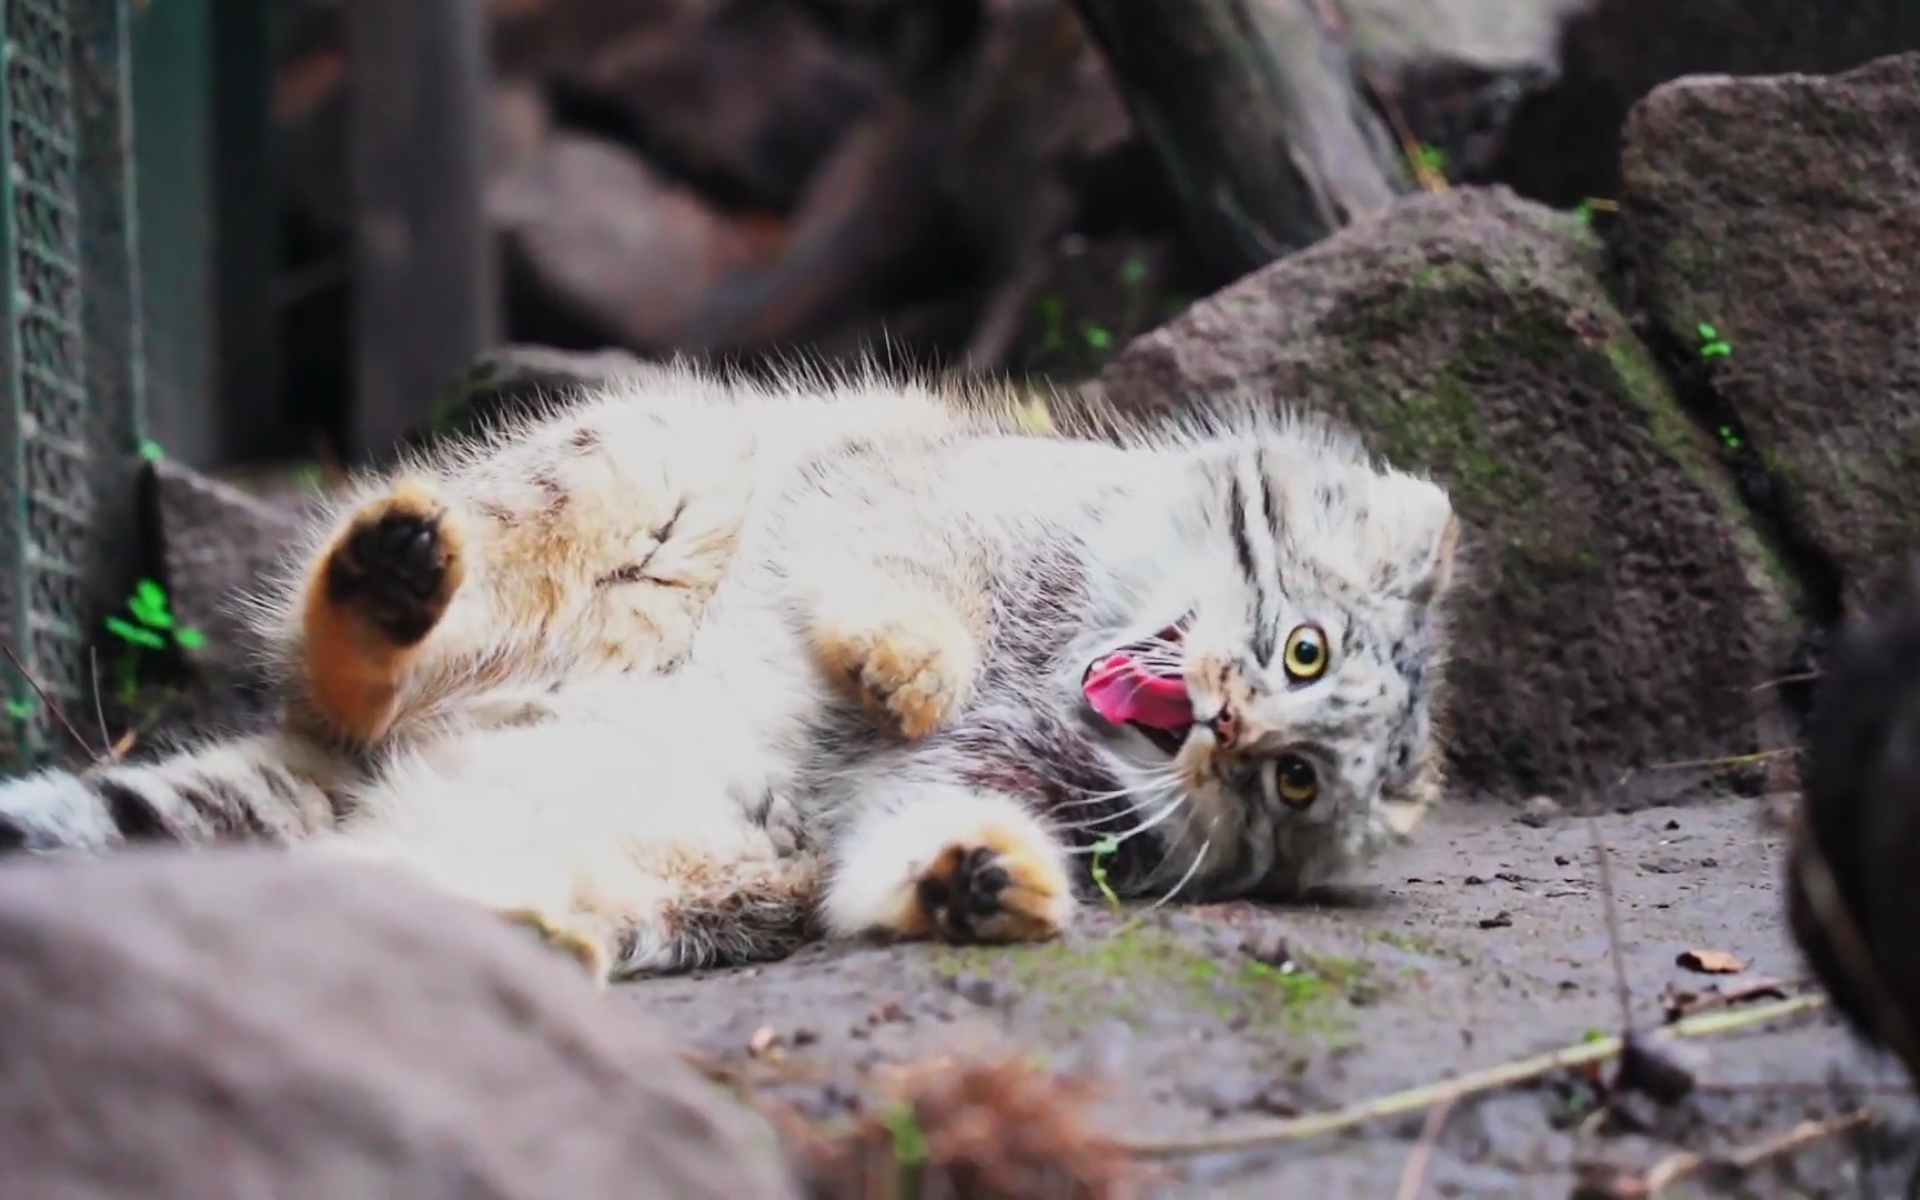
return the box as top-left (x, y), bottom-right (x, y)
top-left (0, 638), bottom-right (96, 761)
top-left (1124, 996), bottom-right (1826, 1159)
top-left (1635, 1108), bottom-right (1874, 1194)
top-left (1392, 1093), bottom-right (1456, 1200)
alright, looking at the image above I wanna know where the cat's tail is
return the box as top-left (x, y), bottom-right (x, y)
top-left (0, 732), bottom-right (349, 856)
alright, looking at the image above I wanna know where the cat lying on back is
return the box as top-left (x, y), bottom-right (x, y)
top-left (0, 362), bottom-right (1460, 981)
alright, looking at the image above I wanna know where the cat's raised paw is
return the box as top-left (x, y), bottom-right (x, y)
top-left (814, 607), bottom-right (977, 741)
top-left (325, 480), bottom-right (465, 647)
top-left (912, 827), bottom-right (1072, 944)
top-left (499, 906), bottom-right (613, 985)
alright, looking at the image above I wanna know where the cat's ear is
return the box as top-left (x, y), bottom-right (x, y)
top-left (1375, 477), bottom-right (1459, 606)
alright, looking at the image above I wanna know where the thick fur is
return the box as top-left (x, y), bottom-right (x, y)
top-left (0, 365), bottom-right (1458, 983)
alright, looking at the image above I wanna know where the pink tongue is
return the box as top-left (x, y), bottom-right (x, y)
top-left (1083, 653), bottom-right (1194, 731)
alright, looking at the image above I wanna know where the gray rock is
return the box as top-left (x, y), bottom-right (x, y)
top-left (147, 457), bottom-right (306, 686)
top-left (1618, 51), bottom-right (1920, 615)
top-left (1099, 185), bottom-right (1797, 802)
top-left (0, 848), bottom-right (799, 1200)
top-left (416, 342), bottom-right (654, 448)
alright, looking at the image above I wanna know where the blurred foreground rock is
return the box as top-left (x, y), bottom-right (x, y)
top-left (0, 849), bottom-right (798, 1200)
top-left (1099, 186), bottom-right (1798, 802)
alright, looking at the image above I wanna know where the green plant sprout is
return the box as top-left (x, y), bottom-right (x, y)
top-left (1089, 835), bottom-right (1122, 909)
top-left (1717, 425), bottom-right (1742, 451)
top-left (1410, 143), bottom-right (1446, 178)
top-left (105, 579), bottom-right (206, 701)
top-left (1572, 196), bottom-right (1619, 225)
top-left (882, 1102), bottom-right (929, 1184)
top-left (3, 695), bottom-right (33, 721)
top-left (1035, 294), bottom-right (1068, 359)
top-left (1697, 323), bottom-right (1732, 359)
top-left (1119, 257), bottom-right (1148, 286)
top-left (1081, 322), bottom-right (1112, 350)
top-left (138, 439), bottom-right (164, 463)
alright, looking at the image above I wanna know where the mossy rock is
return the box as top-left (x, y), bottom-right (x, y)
top-left (1618, 52), bottom-right (1920, 616)
top-left (1099, 186), bottom-right (1798, 802)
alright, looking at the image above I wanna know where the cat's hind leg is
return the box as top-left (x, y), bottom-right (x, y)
top-left (300, 478), bottom-right (465, 746)
top-left (318, 715), bottom-right (822, 983)
top-left (821, 783), bottom-right (1075, 945)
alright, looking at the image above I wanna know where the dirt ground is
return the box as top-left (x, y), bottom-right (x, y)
top-left (629, 796), bottom-right (1920, 1197)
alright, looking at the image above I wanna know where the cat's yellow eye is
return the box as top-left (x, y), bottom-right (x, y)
top-left (1282, 623), bottom-right (1329, 682)
top-left (1277, 754), bottom-right (1318, 808)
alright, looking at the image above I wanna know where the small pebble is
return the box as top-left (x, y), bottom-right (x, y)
top-left (1240, 929), bottom-right (1293, 968)
top-left (1479, 911), bottom-right (1514, 930)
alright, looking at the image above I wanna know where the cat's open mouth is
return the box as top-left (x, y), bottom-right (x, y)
top-left (1081, 625), bottom-right (1194, 755)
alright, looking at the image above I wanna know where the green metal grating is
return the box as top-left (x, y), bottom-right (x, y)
top-left (0, 0), bottom-right (144, 766)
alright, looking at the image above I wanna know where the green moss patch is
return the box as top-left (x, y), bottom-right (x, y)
top-left (930, 919), bottom-right (1376, 1043)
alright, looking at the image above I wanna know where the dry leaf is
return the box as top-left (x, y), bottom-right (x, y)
top-left (1676, 948), bottom-right (1745, 975)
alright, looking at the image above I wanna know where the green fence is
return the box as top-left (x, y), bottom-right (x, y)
top-left (0, 0), bottom-right (145, 765)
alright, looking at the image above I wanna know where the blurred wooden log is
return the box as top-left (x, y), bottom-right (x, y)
top-left (1069, 0), bottom-right (1410, 286)
top-left (348, 0), bottom-right (497, 465)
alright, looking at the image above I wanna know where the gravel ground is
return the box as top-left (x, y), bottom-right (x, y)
top-left (627, 796), bottom-right (1920, 1198)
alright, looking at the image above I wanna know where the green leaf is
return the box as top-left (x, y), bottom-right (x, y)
top-left (138, 439), bottom-right (164, 462)
top-left (173, 627), bottom-right (207, 651)
top-left (1119, 258), bottom-right (1148, 286)
top-left (128, 579), bottom-right (174, 629)
top-left (105, 615), bottom-right (167, 650)
top-left (4, 697), bottom-right (34, 720)
top-left (883, 1104), bottom-right (928, 1168)
top-left (1089, 836), bottom-right (1122, 909)
top-left (1697, 323), bottom-right (1718, 340)
top-left (1082, 323), bottom-right (1112, 350)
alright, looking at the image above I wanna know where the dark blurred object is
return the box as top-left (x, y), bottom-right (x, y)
top-left (1337, 0), bottom-right (1590, 183)
top-left (348, 0), bottom-right (497, 466)
top-left (1487, 0), bottom-right (1920, 205)
top-left (133, 0), bottom-right (280, 468)
top-left (1787, 559), bottom-right (1920, 1092)
top-left (543, 2), bottom-right (899, 215)
top-left (1070, 0), bottom-right (1409, 289)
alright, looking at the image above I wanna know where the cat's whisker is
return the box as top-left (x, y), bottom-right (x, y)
top-left (1061, 784), bottom-right (1185, 848)
top-left (1148, 838), bottom-right (1212, 909)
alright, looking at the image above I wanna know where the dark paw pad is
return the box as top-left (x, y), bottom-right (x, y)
top-left (915, 844), bottom-right (1010, 941)
top-left (325, 505), bottom-right (455, 645)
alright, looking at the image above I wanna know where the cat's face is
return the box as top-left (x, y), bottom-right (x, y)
top-left (1089, 422), bottom-right (1459, 901)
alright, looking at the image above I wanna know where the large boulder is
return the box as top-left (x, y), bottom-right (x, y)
top-left (1099, 186), bottom-right (1798, 802)
top-left (0, 849), bottom-right (798, 1200)
top-left (1618, 52), bottom-right (1920, 616)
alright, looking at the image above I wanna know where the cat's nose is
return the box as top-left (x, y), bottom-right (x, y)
top-left (1208, 708), bottom-right (1239, 749)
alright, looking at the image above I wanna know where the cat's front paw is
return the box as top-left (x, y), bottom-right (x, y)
top-left (812, 600), bottom-right (977, 741)
top-left (912, 827), bottom-right (1073, 944)
top-left (324, 479), bottom-right (465, 648)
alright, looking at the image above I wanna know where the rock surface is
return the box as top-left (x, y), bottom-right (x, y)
top-left (1619, 51), bottom-right (1920, 616)
top-left (148, 457), bottom-right (308, 687)
top-left (1099, 186), bottom-right (1798, 801)
top-left (0, 848), bottom-right (798, 1200)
